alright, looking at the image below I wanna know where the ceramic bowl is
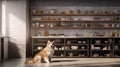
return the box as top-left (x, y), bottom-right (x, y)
top-left (71, 46), bottom-right (78, 49)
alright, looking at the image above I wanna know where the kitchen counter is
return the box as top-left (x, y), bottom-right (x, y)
top-left (32, 36), bottom-right (120, 38)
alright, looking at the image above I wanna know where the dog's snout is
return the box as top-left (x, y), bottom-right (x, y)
top-left (51, 45), bottom-right (54, 47)
top-left (51, 44), bottom-right (55, 48)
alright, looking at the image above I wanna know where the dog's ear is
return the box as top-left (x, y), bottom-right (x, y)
top-left (51, 40), bottom-right (55, 46)
top-left (48, 40), bottom-right (50, 42)
top-left (47, 40), bottom-right (50, 45)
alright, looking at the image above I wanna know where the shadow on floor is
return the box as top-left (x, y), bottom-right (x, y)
top-left (52, 60), bottom-right (78, 63)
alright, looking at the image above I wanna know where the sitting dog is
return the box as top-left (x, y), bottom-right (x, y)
top-left (25, 40), bottom-right (55, 64)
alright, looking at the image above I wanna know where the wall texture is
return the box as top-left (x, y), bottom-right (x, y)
top-left (3, 0), bottom-right (27, 58)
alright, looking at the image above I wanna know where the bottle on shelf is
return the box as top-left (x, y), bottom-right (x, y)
top-left (44, 29), bottom-right (49, 36)
top-left (91, 45), bottom-right (94, 49)
top-left (108, 46), bottom-right (111, 50)
top-left (34, 30), bottom-right (38, 36)
top-left (103, 46), bottom-right (107, 50)
top-left (32, 9), bottom-right (36, 14)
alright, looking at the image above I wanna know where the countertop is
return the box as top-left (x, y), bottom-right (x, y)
top-left (32, 36), bottom-right (120, 38)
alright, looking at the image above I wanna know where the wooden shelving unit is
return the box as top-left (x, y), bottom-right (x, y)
top-left (31, 13), bottom-right (120, 29)
top-left (32, 38), bottom-right (89, 58)
top-left (113, 38), bottom-right (120, 57)
top-left (31, 10), bottom-right (120, 57)
top-left (30, 1), bottom-right (120, 58)
top-left (31, 36), bottom-right (120, 58)
top-left (90, 38), bottom-right (114, 58)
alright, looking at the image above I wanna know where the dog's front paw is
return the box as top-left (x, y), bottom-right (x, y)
top-left (47, 62), bottom-right (50, 63)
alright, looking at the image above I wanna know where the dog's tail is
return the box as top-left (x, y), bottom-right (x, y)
top-left (25, 60), bottom-right (35, 64)
top-left (25, 56), bottom-right (41, 64)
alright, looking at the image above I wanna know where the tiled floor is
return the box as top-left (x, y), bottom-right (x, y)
top-left (0, 58), bottom-right (120, 67)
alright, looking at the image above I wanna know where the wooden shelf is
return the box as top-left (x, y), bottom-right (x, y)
top-left (114, 44), bottom-right (120, 45)
top-left (54, 50), bottom-right (64, 51)
top-left (114, 49), bottom-right (120, 51)
top-left (32, 27), bottom-right (92, 29)
top-left (91, 49), bottom-right (113, 51)
top-left (55, 44), bottom-right (65, 45)
top-left (32, 13), bottom-right (120, 16)
top-left (66, 49), bottom-right (88, 51)
top-left (33, 43), bottom-right (46, 45)
top-left (92, 44), bottom-right (113, 45)
top-left (114, 56), bottom-right (120, 58)
top-left (32, 26), bottom-right (120, 29)
top-left (32, 20), bottom-right (120, 22)
top-left (66, 44), bottom-right (88, 45)
top-left (52, 56), bottom-right (65, 58)
top-left (66, 56), bottom-right (88, 58)
top-left (33, 49), bottom-right (42, 51)
top-left (91, 56), bottom-right (113, 58)
top-left (92, 27), bottom-right (120, 29)
top-left (33, 44), bottom-right (65, 46)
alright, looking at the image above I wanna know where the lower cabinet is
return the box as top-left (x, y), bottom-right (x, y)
top-left (32, 37), bottom-right (120, 58)
top-left (0, 37), bottom-right (8, 61)
top-left (65, 38), bottom-right (89, 58)
top-left (114, 38), bottom-right (120, 57)
top-left (90, 38), bottom-right (114, 58)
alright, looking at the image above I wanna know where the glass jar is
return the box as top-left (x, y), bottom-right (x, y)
top-left (44, 30), bottom-right (49, 36)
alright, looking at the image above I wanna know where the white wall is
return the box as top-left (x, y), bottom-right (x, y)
top-left (2, 0), bottom-right (27, 58)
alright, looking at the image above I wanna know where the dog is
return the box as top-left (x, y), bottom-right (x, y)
top-left (25, 40), bottom-right (55, 64)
